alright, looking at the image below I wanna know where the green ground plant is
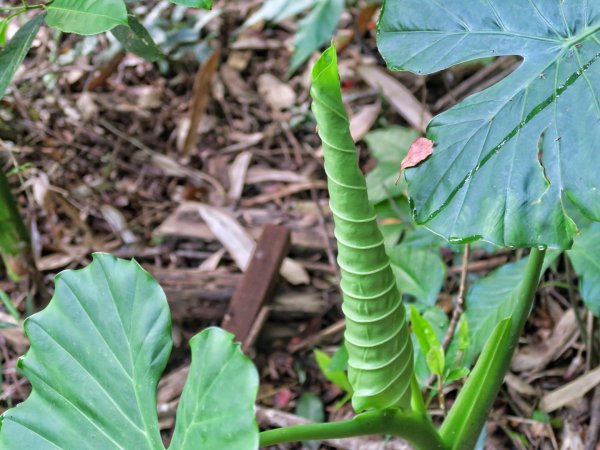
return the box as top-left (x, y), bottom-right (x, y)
top-left (1, 1), bottom-right (600, 449)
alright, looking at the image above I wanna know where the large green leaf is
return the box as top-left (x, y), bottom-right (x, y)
top-left (0, 254), bottom-right (259, 450)
top-left (311, 45), bottom-right (414, 412)
top-left (568, 222), bottom-right (600, 316)
top-left (290, 0), bottom-right (344, 75)
top-left (389, 246), bottom-right (445, 306)
top-left (0, 14), bottom-right (44, 100)
top-left (378, 1), bottom-right (600, 250)
top-left (463, 251), bottom-right (558, 366)
top-left (46, 0), bottom-right (128, 35)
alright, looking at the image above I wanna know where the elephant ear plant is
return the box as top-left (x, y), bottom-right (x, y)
top-left (2, 1), bottom-right (600, 450)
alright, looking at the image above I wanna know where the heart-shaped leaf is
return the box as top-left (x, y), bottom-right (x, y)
top-left (379, 1), bottom-right (600, 249)
top-left (0, 253), bottom-right (259, 450)
top-left (46, 0), bottom-right (128, 35)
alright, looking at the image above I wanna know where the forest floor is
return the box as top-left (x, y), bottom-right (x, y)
top-left (1, 1), bottom-right (599, 449)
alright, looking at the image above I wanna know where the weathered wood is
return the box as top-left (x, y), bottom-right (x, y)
top-left (146, 266), bottom-right (329, 323)
top-left (221, 224), bottom-right (290, 343)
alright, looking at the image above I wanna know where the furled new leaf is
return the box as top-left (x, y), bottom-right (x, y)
top-left (46, 0), bottom-right (128, 35)
top-left (311, 45), bottom-right (414, 412)
top-left (0, 254), bottom-right (259, 450)
top-left (0, 14), bottom-right (44, 100)
top-left (378, 1), bottom-right (600, 249)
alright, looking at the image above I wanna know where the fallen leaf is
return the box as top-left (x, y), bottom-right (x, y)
top-left (401, 137), bottom-right (434, 171)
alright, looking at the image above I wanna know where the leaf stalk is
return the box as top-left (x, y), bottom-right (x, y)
top-left (259, 409), bottom-right (446, 450)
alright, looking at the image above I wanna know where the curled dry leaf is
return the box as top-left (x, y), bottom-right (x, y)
top-left (401, 137), bottom-right (434, 171)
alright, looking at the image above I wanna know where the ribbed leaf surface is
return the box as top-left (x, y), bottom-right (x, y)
top-left (379, 1), bottom-right (600, 249)
top-left (311, 46), bottom-right (413, 412)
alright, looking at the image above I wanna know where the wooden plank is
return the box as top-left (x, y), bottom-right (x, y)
top-left (221, 224), bottom-right (290, 343)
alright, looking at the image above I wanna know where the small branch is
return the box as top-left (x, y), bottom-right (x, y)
top-left (442, 244), bottom-right (470, 351)
top-left (259, 409), bottom-right (446, 450)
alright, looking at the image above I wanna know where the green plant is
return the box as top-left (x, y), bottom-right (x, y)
top-left (0, 254), bottom-right (259, 450)
top-left (2, 1), bottom-right (600, 449)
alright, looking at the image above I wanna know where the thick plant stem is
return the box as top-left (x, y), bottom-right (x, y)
top-left (0, 169), bottom-right (32, 279)
top-left (440, 248), bottom-right (547, 450)
top-left (259, 409), bottom-right (446, 449)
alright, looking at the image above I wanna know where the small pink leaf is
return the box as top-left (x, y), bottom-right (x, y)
top-left (401, 137), bottom-right (434, 170)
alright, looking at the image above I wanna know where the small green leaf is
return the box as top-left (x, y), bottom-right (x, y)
top-left (314, 349), bottom-right (353, 393)
top-left (111, 14), bottom-right (163, 62)
top-left (389, 246), bottom-right (446, 305)
top-left (410, 306), bottom-right (445, 376)
top-left (0, 19), bottom-right (8, 47)
top-left (444, 367), bottom-right (470, 384)
top-left (169, 0), bottom-right (213, 9)
top-left (0, 289), bottom-right (20, 321)
top-left (46, 0), bottom-right (128, 35)
top-left (568, 222), bottom-right (600, 316)
top-left (0, 14), bottom-right (44, 100)
top-left (295, 393), bottom-right (325, 450)
top-left (329, 343), bottom-right (349, 372)
top-left (289, 0), bottom-right (343, 75)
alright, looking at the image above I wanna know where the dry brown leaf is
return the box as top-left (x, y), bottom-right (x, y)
top-left (196, 204), bottom-right (309, 285)
top-left (512, 309), bottom-right (578, 372)
top-left (245, 167), bottom-right (309, 184)
top-left (401, 137), bottom-right (434, 171)
top-left (349, 101), bottom-right (381, 142)
top-left (540, 365), bottom-right (600, 413)
top-left (228, 151), bottom-right (252, 200)
top-left (257, 73), bottom-right (296, 111)
top-left (357, 65), bottom-right (432, 132)
top-left (183, 50), bottom-right (220, 157)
